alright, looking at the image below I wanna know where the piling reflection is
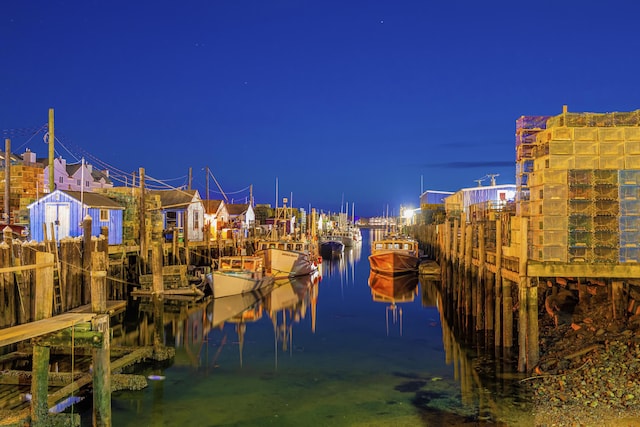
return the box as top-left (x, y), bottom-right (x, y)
top-left (421, 278), bottom-right (532, 423)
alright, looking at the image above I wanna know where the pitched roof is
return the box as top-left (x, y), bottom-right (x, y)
top-left (91, 168), bottom-right (112, 184)
top-left (149, 189), bottom-right (200, 209)
top-left (226, 203), bottom-right (249, 216)
top-left (62, 191), bottom-right (124, 209)
top-left (203, 199), bottom-right (223, 214)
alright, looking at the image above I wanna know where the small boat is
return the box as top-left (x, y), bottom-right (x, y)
top-left (418, 259), bottom-right (441, 276)
top-left (207, 256), bottom-right (274, 298)
top-left (254, 203), bottom-right (320, 277)
top-left (319, 238), bottom-right (345, 258)
top-left (368, 234), bottom-right (420, 275)
top-left (254, 238), bottom-right (319, 277)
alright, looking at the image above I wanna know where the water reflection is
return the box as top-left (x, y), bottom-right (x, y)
top-left (267, 273), bottom-right (319, 367)
top-left (106, 233), bottom-right (534, 427)
top-left (321, 241), bottom-right (362, 292)
top-left (368, 271), bottom-right (419, 336)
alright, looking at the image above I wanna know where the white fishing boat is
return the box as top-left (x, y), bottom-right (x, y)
top-left (207, 255), bottom-right (274, 298)
top-left (254, 238), bottom-right (319, 277)
top-left (254, 202), bottom-right (319, 278)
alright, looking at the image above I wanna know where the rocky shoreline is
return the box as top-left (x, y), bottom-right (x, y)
top-left (524, 287), bottom-right (640, 426)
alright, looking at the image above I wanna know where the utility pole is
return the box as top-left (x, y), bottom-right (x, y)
top-left (206, 166), bottom-right (210, 201)
top-left (188, 167), bottom-right (192, 190)
top-left (48, 108), bottom-right (55, 193)
top-left (4, 138), bottom-right (10, 223)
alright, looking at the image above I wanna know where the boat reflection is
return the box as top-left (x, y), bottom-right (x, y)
top-left (321, 241), bottom-right (362, 290)
top-left (368, 271), bottom-right (419, 336)
top-left (267, 272), bottom-right (320, 368)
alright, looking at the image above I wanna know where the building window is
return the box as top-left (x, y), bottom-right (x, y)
top-left (59, 177), bottom-right (64, 184)
top-left (100, 209), bottom-right (109, 222)
top-left (77, 179), bottom-right (81, 185)
top-left (86, 180), bottom-right (90, 188)
top-left (166, 211), bottom-right (177, 228)
top-left (193, 211), bottom-right (200, 230)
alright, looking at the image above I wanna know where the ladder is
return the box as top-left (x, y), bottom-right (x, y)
top-left (45, 222), bottom-right (63, 314)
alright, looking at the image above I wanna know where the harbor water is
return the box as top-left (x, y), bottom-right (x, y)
top-left (104, 230), bottom-right (534, 426)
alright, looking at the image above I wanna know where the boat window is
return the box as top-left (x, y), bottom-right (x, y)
top-left (295, 244), bottom-right (302, 251)
top-left (375, 243), bottom-right (383, 250)
top-left (278, 243), bottom-right (285, 249)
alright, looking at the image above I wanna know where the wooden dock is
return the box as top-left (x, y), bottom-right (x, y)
top-left (0, 313), bottom-right (96, 348)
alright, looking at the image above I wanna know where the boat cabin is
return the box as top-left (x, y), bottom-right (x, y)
top-left (219, 255), bottom-right (264, 272)
top-left (256, 241), bottom-right (310, 253)
top-left (372, 240), bottom-right (418, 252)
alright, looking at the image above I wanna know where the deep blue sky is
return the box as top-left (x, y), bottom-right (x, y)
top-left (2, 1), bottom-right (640, 217)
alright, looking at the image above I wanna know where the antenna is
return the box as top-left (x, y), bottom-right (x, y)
top-left (487, 173), bottom-right (500, 186)
top-left (474, 179), bottom-right (484, 187)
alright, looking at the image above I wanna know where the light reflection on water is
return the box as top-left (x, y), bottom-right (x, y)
top-left (109, 229), bottom-right (534, 426)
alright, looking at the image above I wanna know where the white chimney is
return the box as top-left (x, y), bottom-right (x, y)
top-left (22, 149), bottom-right (36, 164)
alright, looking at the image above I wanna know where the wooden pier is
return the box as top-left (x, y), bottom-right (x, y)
top-left (413, 213), bottom-right (640, 373)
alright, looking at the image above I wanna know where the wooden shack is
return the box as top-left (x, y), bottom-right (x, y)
top-left (27, 190), bottom-right (125, 244)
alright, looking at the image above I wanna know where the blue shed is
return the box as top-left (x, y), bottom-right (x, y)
top-left (27, 190), bottom-right (124, 244)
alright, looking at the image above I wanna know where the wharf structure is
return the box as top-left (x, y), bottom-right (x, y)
top-left (415, 106), bottom-right (640, 372)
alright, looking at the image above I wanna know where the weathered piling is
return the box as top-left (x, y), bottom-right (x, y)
top-left (83, 215), bottom-right (93, 305)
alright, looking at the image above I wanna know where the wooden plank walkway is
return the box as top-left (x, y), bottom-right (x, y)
top-left (0, 301), bottom-right (126, 348)
top-left (0, 313), bottom-right (96, 348)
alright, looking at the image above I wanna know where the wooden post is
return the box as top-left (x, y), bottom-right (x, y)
top-left (452, 219), bottom-right (458, 263)
top-left (139, 167), bottom-right (147, 266)
top-left (4, 138), bottom-right (10, 223)
top-left (92, 314), bottom-right (111, 426)
top-left (527, 282), bottom-right (539, 370)
top-left (48, 109), bottom-right (55, 193)
top-left (31, 344), bottom-right (50, 426)
top-left (152, 242), bottom-right (164, 294)
top-left (91, 251), bottom-right (107, 313)
top-left (495, 219), bottom-right (502, 350)
top-left (183, 210), bottom-right (190, 266)
top-left (83, 215), bottom-right (93, 305)
top-left (476, 223), bottom-right (485, 331)
top-left (503, 279), bottom-right (513, 350)
top-left (464, 224), bottom-right (472, 329)
top-left (518, 218), bottom-right (529, 372)
top-left (35, 252), bottom-right (54, 321)
top-left (172, 227), bottom-right (178, 264)
top-left (612, 280), bottom-right (624, 320)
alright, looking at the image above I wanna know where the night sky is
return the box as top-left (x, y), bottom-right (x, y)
top-left (2, 1), bottom-right (640, 217)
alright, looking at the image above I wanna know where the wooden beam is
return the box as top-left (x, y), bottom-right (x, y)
top-left (0, 313), bottom-right (95, 348)
top-left (528, 262), bottom-right (640, 278)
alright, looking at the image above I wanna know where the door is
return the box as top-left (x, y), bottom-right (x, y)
top-left (45, 203), bottom-right (71, 240)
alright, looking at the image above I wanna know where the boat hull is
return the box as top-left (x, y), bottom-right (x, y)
top-left (368, 251), bottom-right (419, 275)
top-left (208, 271), bottom-right (274, 298)
top-left (320, 240), bottom-right (344, 258)
top-left (258, 248), bottom-right (318, 278)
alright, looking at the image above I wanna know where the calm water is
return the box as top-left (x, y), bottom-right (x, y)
top-left (107, 230), bottom-right (534, 426)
